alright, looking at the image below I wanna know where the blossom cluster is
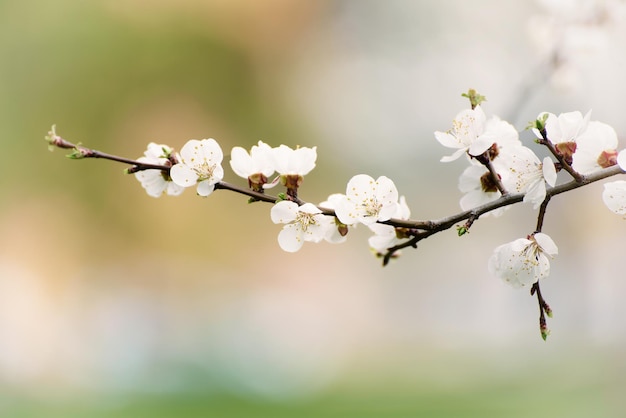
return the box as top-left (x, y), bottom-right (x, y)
top-left (131, 96), bottom-right (626, 288)
top-left (47, 88), bottom-right (626, 339)
top-left (435, 98), bottom-right (624, 289)
top-left (133, 139), bottom-right (412, 254)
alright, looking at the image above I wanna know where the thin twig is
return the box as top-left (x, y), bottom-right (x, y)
top-left (538, 130), bottom-right (584, 182)
top-left (535, 195), bottom-right (551, 233)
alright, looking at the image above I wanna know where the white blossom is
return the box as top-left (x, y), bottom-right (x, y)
top-left (368, 196), bottom-right (411, 253)
top-left (334, 175), bottom-right (399, 226)
top-left (602, 180), bottom-right (626, 216)
top-left (572, 120), bottom-right (618, 174)
top-left (170, 139), bottom-right (224, 197)
top-left (504, 146), bottom-right (557, 209)
top-left (270, 201), bottom-right (327, 252)
top-left (436, 106), bottom-right (525, 164)
top-left (230, 141), bottom-right (275, 179)
top-left (435, 106), bottom-right (487, 162)
top-left (134, 143), bottom-right (185, 198)
top-left (488, 233), bottom-right (559, 288)
top-left (471, 115), bottom-right (522, 159)
top-left (271, 145), bottom-right (317, 176)
top-left (458, 165), bottom-right (507, 217)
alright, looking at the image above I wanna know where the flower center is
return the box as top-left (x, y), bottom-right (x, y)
top-left (520, 242), bottom-right (542, 272)
top-left (510, 160), bottom-right (543, 193)
top-left (452, 115), bottom-right (477, 143)
top-left (296, 212), bottom-right (317, 231)
top-left (193, 160), bottom-right (216, 181)
top-left (361, 197), bottom-right (382, 218)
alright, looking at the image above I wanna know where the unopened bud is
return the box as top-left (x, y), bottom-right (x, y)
top-left (543, 303), bottom-right (553, 318)
top-left (540, 324), bottom-right (550, 341)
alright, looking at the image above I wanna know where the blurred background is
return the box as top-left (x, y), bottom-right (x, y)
top-left (2, 0), bottom-right (626, 416)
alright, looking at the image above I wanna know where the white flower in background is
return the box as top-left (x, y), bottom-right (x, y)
top-left (170, 138), bottom-right (224, 197)
top-left (318, 193), bottom-right (349, 244)
top-left (435, 106), bottom-right (487, 162)
top-left (270, 201), bottom-right (327, 252)
top-left (368, 196), bottom-right (411, 253)
top-left (603, 180), bottom-right (626, 216)
top-left (334, 175), bottom-right (399, 226)
top-left (271, 144), bottom-right (317, 176)
top-left (528, 0), bottom-right (626, 90)
top-left (572, 120), bottom-right (618, 174)
top-left (602, 150), bottom-right (626, 216)
top-left (505, 146), bottom-right (557, 209)
top-left (230, 141), bottom-right (275, 179)
top-left (134, 143), bottom-right (185, 198)
top-left (488, 233), bottom-right (559, 288)
top-left (618, 149), bottom-right (626, 170)
top-left (458, 165), bottom-right (508, 217)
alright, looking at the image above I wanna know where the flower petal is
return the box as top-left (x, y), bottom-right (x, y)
top-left (230, 146), bottom-right (254, 178)
top-left (542, 157), bottom-right (557, 187)
top-left (270, 201), bottom-right (299, 224)
top-left (334, 196), bottom-right (358, 226)
top-left (375, 176), bottom-right (399, 206)
top-left (603, 180), bottom-right (626, 215)
top-left (170, 164), bottom-right (198, 187)
top-left (196, 180), bottom-right (215, 197)
top-left (198, 138), bottom-right (224, 163)
top-left (277, 224), bottom-right (304, 252)
top-left (534, 233), bottom-right (558, 256)
top-left (440, 147), bottom-right (467, 163)
top-left (617, 150), bottom-right (626, 171)
top-left (298, 203), bottom-right (322, 215)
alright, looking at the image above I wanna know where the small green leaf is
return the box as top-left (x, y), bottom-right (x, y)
top-left (457, 226), bottom-right (469, 236)
top-left (528, 113), bottom-right (549, 131)
top-left (66, 147), bottom-right (86, 159)
top-left (461, 89), bottom-right (486, 109)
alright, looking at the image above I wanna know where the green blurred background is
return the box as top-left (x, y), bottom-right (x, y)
top-left (2, 0), bottom-right (626, 416)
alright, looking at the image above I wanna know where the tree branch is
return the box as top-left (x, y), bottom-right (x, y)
top-left (380, 164), bottom-right (624, 261)
top-left (46, 129), bottom-right (625, 264)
